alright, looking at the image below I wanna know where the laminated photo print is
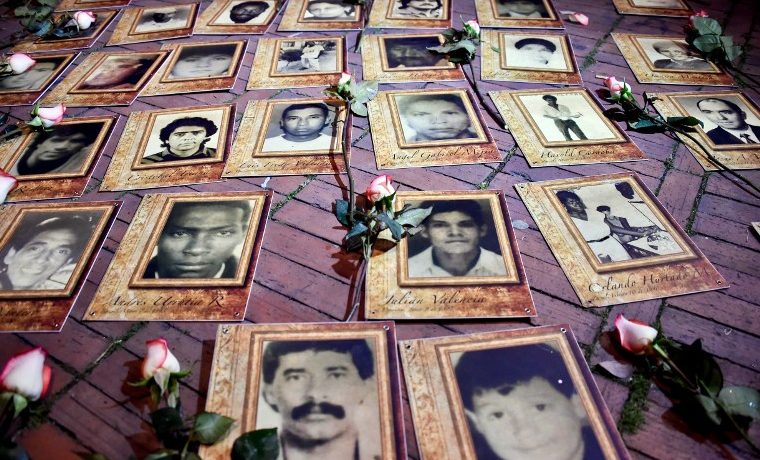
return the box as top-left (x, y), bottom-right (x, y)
top-left (247, 37), bottom-right (345, 89)
top-left (362, 33), bottom-right (463, 83)
top-left (474, 0), bottom-right (563, 29)
top-left (107, 4), bottom-right (199, 45)
top-left (0, 52), bottom-right (76, 106)
top-left (194, 0), bottom-right (280, 35)
top-left (279, 0), bottom-right (364, 31)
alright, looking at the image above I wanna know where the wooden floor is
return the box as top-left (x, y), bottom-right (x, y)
top-left (1, 0), bottom-right (759, 458)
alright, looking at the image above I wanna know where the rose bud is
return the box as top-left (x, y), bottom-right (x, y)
top-left (366, 175), bottom-right (395, 203)
top-left (0, 347), bottom-right (52, 401)
top-left (614, 314), bottom-right (658, 355)
top-left (568, 12), bottom-right (589, 26)
top-left (141, 338), bottom-right (181, 380)
top-left (0, 170), bottom-right (19, 204)
top-left (8, 53), bottom-right (36, 74)
top-left (464, 20), bottom-right (480, 38)
top-left (73, 11), bottom-right (96, 29)
top-left (32, 104), bottom-right (66, 128)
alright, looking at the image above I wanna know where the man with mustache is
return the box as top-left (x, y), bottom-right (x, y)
top-left (261, 340), bottom-right (380, 460)
top-left (408, 200), bottom-right (507, 278)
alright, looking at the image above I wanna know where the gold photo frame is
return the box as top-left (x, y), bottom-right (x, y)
top-left (0, 116), bottom-right (115, 202)
top-left (41, 50), bottom-right (169, 106)
top-left (56, 0), bottom-right (130, 11)
top-left (200, 322), bottom-right (406, 459)
top-left (362, 33), bottom-right (463, 83)
top-left (516, 173), bottom-right (726, 307)
top-left (194, 0), bottom-right (280, 35)
top-left (107, 4), bottom-right (199, 45)
top-left (490, 88), bottom-right (646, 167)
top-left (223, 98), bottom-right (349, 177)
top-left (651, 90), bottom-right (760, 170)
top-left (141, 40), bottom-right (247, 96)
top-left (100, 104), bottom-right (233, 191)
top-left (247, 37), bottom-right (345, 89)
top-left (474, 0), bottom-right (562, 29)
top-left (85, 191), bottom-right (271, 321)
top-left (367, 0), bottom-right (451, 28)
top-left (367, 88), bottom-right (501, 169)
top-left (12, 10), bottom-right (118, 52)
top-left (279, 0), bottom-right (363, 31)
top-left (612, 0), bottom-right (692, 17)
top-left (0, 52), bottom-right (77, 106)
top-left (480, 30), bottom-right (581, 84)
top-left (366, 190), bottom-right (535, 320)
top-left (399, 325), bottom-right (630, 460)
top-left (612, 33), bottom-right (733, 86)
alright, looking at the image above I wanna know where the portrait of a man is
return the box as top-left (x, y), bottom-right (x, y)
top-left (221, 0), bottom-right (272, 23)
top-left (453, 344), bottom-right (604, 460)
top-left (506, 37), bottom-right (566, 70)
top-left (9, 122), bottom-right (104, 177)
top-left (0, 210), bottom-right (103, 292)
top-left (133, 5), bottom-right (192, 33)
top-left (262, 102), bottom-right (336, 152)
top-left (258, 339), bottom-right (381, 460)
top-left (495, 0), bottom-right (550, 18)
top-left (0, 56), bottom-right (66, 92)
top-left (648, 40), bottom-right (713, 71)
top-left (275, 40), bottom-right (339, 73)
top-left (396, 93), bottom-right (479, 143)
top-left (75, 54), bottom-right (162, 91)
top-left (141, 200), bottom-right (251, 280)
top-left (142, 116), bottom-right (220, 164)
top-left (391, 0), bottom-right (443, 18)
top-left (695, 97), bottom-right (760, 145)
top-left (407, 199), bottom-right (507, 278)
top-left (303, 0), bottom-right (357, 20)
top-left (382, 36), bottom-right (449, 69)
top-left (542, 94), bottom-right (587, 141)
top-left (167, 43), bottom-right (238, 80)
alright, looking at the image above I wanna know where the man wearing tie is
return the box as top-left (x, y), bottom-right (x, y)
top-left (696, 98), bottom-right (760, 145)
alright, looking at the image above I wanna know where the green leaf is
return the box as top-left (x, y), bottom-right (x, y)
top-left (350, 100), bottom-right (368, 117)
top-left (693, 35), bottom-right (721, 53)
top-left (37, 0), bottom-right (58, 6)
top-left (345, 221), bottom-right (368, 241)
top-left (11, 393), bottom-right (28, 418)
top-left (696, 394), bottom-right (722, 425)
top-left (693, 16), bottom-right (722, 36)
top-left (335, 199), bottom-right (350, 226)
top-left (232, 428), bottom-right (280, 460)
top-left (150, 407), bottom-right (186, 445)
top-left (144, 449), bottom-right (179, 460)
top-left (395, 206), bottom-right (432, 228)
top-left (192, 412), bottom-right (234, 445)
top-left (35, 6), bottom-right (54, 17)
top-left (126, 376), bottom-right (152, 387)
top-left (667, 116), bottom-right (703, 128)
top-left (353, 81), bottom-right (378, 104)
top-left (629, 118), bottom-right (659, 130)
top-left (171, 369), bottom-right (191, 379)
top-left (718, 386), bottom-right (760, 420)
top-left (14, 6), bottom-right (34, 16)
top-left (377, 212), bottom-right (404, 240)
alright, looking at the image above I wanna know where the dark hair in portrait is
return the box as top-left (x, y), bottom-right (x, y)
top-left (383, 36), bottom-right (442, 68)
top-left (229, 1), bottom-right (270, 23)
top-left (0, 55), bottom-right (67, 91)
top-left (495, 0), bottom-right (549, 18)
top-left (397, 0), bottom-right (442, 9)
top-left (281, 102), bottom-right (331, 120)
top-left (2, 214), bottom-right (96, 260)
top-left (77, 55), bottom-right (160, 90)
top-left (398, 93), bottom-right (468, 115)
top-left (176, 43), bottom-right (237, 62)
top-left (262, 339), bottom-right (375, 384)
top-left (555, 189), bottom-right (582, 208)
top-left (279, 39), bottom-right (337, 62)
top-left (514, 37), bottom-right (556, 52)
top-left (696, 97), bottom-right (743, 115)
top-left (158, 117), bottom-right (219, 148)
top-left (14, 122), bottom-right (103, 176)
top-left (305, 0), bottom-right (356, 17)
top-left (166, 200), bottom-right (252, 225)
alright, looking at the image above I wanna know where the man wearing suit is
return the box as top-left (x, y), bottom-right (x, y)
top-left (697, 98), bottom-right (760, 145)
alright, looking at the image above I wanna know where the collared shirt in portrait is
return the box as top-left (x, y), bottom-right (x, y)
top-left (408, 246), bottom-right (506, 277)
top-left (706, 124), bottom-right (760, 145)
top-left (570, 215), bottom-right (631, 262)
top-left (141, 147), bottom-right (217, 164)
top-left (261, 133), bottom-right (333, 152)
top-left (543, 104), bottom-right (575, 121)
top-left (143, 255), bottom-right (238, 279)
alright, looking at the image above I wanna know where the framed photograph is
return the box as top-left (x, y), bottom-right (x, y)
top-left (223, 98), bottom-right (350, 177)
top-left (480, 30), bottom-right (581, 84)
top-left (12, 10), bottom-right (118, 52)
top-left (247, 37), bottom-right (345, 89)
top-left (41, 50), bottom-right (169, 106)
top-left (362, 33), bottom-right (463, 83)
top-left (279, 0), bottom-right (363, 31)
top-left (85, 191), bottom-right (270, 321)
top-left (0, 201), bottom-right (118, 332)
top-left (399, 325), bottom-right (630, 460)
top-left (516, 173), bottom-right (726, 307)
top-left (474, 0), bottom-right (562, 29)
top-left (194, 0), bottom-right (280, 35)
top-left (366, 190), bottom-right (535, 320)
top-left (100, 104), bottom-right (233, 191)
top-left (367, 0), bottom-right (451, 29)
top-left (490, 88), bottom-right (646, 167)
top-left (56, 0), bottom-right (131, 11)
top-left (199, 322), bottom-right (406, 459)
top-left (612, 0), bottom-right (692, 17)
top-left (0, 52), bottom-right (76, 106)
top-left (140, 40), bottom-right (247, 96)
top-left (107, 4), bottom-right (199, 45)
top-left (0, 116), bottom-right (116, 202)
top-left (367, 88), bottom-right (501, 169)
top-left (651, 90), bottom-right (760, 170)
top-left (613, 33), bottom-right (733, 86)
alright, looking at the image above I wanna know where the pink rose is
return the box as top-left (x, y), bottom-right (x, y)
top-left (0, 348), bottom-right (52, 401)
top-left (32, 104), bottom-right (66, 128)
top-left (365, 175), bottom-right (395, 203)
top-left (141, 338), bottom-right (181, 380)
top-left (0, 170), bottom-right (19, 204)
top-left (567, 12), bottom-right (589, 26)
top-left (600, 76), bottom-right (632, 101)
top-left (614, 314), bottom-right (658, 355)
top-left (464, 20), bottom-right (480, 38)
top-left (688, 10), bottom-right (709, 29)
top-left (73, 11), bottom-right (96, 29)
top-left (8, 53), bottom-right (36, 74)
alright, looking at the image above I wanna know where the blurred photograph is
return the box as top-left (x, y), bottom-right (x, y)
top-left (395, 92), bottom-right (481, 144)
top-left (303, 0), bottom-right (358, 20)
top-left (637, 38), bottom-right (715, 71)
top-left (390, 0), bottom-right (444, 18)
top-left (494, 0), bottom-right (551, 18)
top-left (133, 5), bottom-right (194, 33)
top-left (72, 52), bottom-right (164, 92)
top-left (212, 0), bottom-right (274, 24)
top-left (381, 35), bottom-right (450, 69)
top-left (0, 55), bottom-right (69, 93)
top-left (166, 43), bottom-right (240, 80)
top-left (274, 39), bottom-right (340, 73)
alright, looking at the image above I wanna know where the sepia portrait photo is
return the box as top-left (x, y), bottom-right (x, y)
top-left (248, 37), bottom-right (344, 89)
top-left (398, 194), bottom-right (519, 286)
top-left (200, 323), bottom-right (404, 459)
top-left (362, 33), bottom-right (461, 83)
top-left (0, 53), bottom-right (76, 106)
top-left (195, 0), bottom-right (278, 34)
top-left (108, 4), bottom-right (198, 45)
top-left (475, 0), bottom-right (562, 28)
top-left (279, 0), bottom-right (363, 30)
top-left (368, 0), bottom-right (450, 28)
top-left (0, 205), bottom-right (112, 298)
top-left (612, 0), bottom-right (691, 17)
top-left (162, 42), bottom-right (243, 81)
top-left (70, 51), bottom-right (166, 93)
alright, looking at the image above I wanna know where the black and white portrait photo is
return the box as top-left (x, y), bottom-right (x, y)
top-left (255, 339), bottom-right (383, 460)
top-left (675, 94), bottom-right (760, 146)
top-left (275, 39), bottom-right (339, 74)
top-left (0, 208), bottom-right (107, 295)
top-left (518, 92), bottom-right (617, 143)
top-left (394, 92), bottom-right (482, 144)
top-left (452, 344), bottom-right (605, 460)
top-left (302, 0), bottom-right (358, 20)
top-left (138, 199), bottom-right (253, 282)
top-left (166, 43), bottom-right (240, 80)
top-left (8, 121), bottom-right (106, 178)
top-left (0, 55), bottom-right (68, 93)
top-left (390, 0), bottom-right (444, 18)
top-left (554, 181), bottom-right (686, 266)
top-left (630, 0), bottom-right (685, 7)
top-left (502, 35), bottom-right (570, 71)
top-left (637, 38), bottom-right (715, 71)
top-left (73, 52), bottom-right (164, 92)
top-left (261, 101), bottom-right (339, 153)
top-left (381, 35), bottom-right (450, 69)
top-left (494, 0), bottom-right (551, 18)
top-left (404, 198), bottom-right (511, 281)
top-left (210, 0), bottom-right (274, 24)
top-left (140, 109), bottom-right (226, 165)
top-left (133, 5), bottom-right (194, 34)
